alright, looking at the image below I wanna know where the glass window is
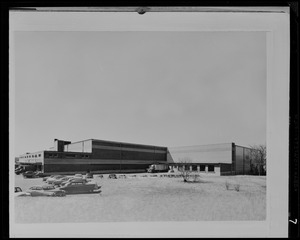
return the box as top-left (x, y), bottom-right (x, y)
top-left (38, 154), bottom-right (41, 157)
top-left (208, 165), bottom-right (214, 172)
top-left (200, 165), bottom-right (205, 171)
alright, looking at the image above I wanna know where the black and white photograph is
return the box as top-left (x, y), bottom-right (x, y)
top-left (9, 7), bottom-right (290, 238)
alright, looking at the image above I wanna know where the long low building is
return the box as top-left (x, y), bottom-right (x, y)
top-left (17, 139), bottom-right (252, 175)
top-left (18, 139), bottom-right (168, 174)
top-left (167, 143), bottom-right (252, 176)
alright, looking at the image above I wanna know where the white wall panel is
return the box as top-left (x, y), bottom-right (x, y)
top-left (167, 143), bottom-right (232, 164)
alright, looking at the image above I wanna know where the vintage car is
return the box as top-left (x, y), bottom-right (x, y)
top-left (59, 181), bottom-right (101, 194)
top-left (74, 174), bottom-right (83, 178)
top-left (27, 185), bottom-right (66, 197)
top-left (15, 166), bottom-right (25, 175)
top-left (60, 177), bottom-right (91, 186)
top-left (33, 171), bottom-right (47, 178)
top-left (86, 172), bottom-right (94, 179)
top-left (108, 174), bottom-right (117, 179)
top-left (15, 168), bottom-right (24, 175)
top-left (43, 175), bottom-right (55, 181)
top-left (15, 187), bottom-right (30, 197)
top-left (22, 171), bottom-right (37, 178)
top-left (52, 176), bottom-right (74, 186)
top-left (46, 175), bottom-right (66, 184)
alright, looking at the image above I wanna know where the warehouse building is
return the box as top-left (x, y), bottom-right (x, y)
top-left (167, 143), bottom-right (252, 176)
top-left (18, 139), bottom-right (168, 174)
top-left (18, 139), bottom-right (252, 176)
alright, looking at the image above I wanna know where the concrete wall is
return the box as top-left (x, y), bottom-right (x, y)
top-left (167, 143), bottom-right (233, 164)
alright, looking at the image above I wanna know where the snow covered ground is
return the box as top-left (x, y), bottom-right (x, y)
top-left (14, 173), bottom-right (266, 223)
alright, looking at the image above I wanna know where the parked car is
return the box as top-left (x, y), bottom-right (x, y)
top-left (52, 176), bottom-right (74, 186)
top-left (86, 172), bottom-right (93, 179)
top-left (27, 185), bottom-right (66, 197)
top-left (23, 171), bottom-right (37, 178)
top-left (43, 175), bottom-right (54, 181)
top-left (147, 164), bottom-right (169, 173)
top-left (60, 177), bottom-right (91, 186)
top-left (33, 171), bottom-right (46, 178)
top-left (118, 174), bottom-right (127, 179)
top-left (15, 187), bottom-right (30, 197)
top-left (108, 174), bottom-right (117, 179)
top-left (59, 181), bottom-right (101, 194)
top-left (46, 175), bottom-right (66, 184)
top-left (15, 167), bottom-right (25, 175)
top-left (15, 166), bottom-right (22, 171)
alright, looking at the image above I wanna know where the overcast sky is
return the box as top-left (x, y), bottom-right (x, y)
top-left (13, 31), bottom-right (266, 155)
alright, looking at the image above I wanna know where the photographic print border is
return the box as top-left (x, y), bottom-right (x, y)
top-left (5, 4), bottom-right (293, 238)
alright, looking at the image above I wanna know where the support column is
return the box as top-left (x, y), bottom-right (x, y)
top-left (214, 165), bottom-right (221, 176)
top-left (205, 165), bottom-right (208, 173)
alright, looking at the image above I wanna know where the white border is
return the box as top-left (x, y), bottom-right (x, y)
top-left (9, 9), bottom-right (290, 237)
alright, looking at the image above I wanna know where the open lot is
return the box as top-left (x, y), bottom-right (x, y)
top-left (14, 173), bottom-right (266, 223)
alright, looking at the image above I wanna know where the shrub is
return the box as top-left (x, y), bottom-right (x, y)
top-left (225, 181), bottom-right (230, 190)
top-left (192, 174), bottom-right (201, 182)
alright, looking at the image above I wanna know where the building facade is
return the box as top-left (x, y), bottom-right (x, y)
top-left (18, 139), bottom-right (252, 176)
top-left (18, 139), bottom-right (168, 174)
top-left (167, 143), bottom-right (252, 176)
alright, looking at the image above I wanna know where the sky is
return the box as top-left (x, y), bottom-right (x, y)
top-left (13, 31), bottom-right (266, 155)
